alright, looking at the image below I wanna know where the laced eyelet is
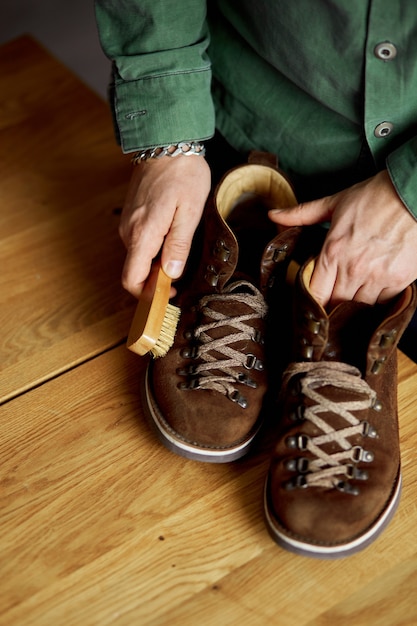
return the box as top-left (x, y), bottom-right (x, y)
top-left (285, 474), bottom-right (308, 490)
top-left (372, 398), bottom-right (382, 412)
top-left (289, 405), bottom-right (305, 422)
top-left (286, 457), bottom-right (309, 473)
top-left (352, 446), bottom-right (374, 463)
top-left (180, 346), bottom-right (199, 359)
top-left (229, 389), bottom-right (248, 409)
top-left (290, 376), bottom-right (302, 396)
top-left (361, 420), bottom-right (378, 438)
top-left (251, 329), bottom-right (264, 344)
top-left (346, 464), bottom-right (369, 480)
top-left (336, 480), bottom-right (360, 496)
top-left (245, 353), bottom-right (264, 371)
top-left (237, 373), bottom-right (258, 388)
top-left (286, 434), bottom-right (309, 451)
top-left (178, 377), bottom-right (201, 390)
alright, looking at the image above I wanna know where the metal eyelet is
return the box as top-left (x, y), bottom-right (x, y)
top-left (180, 346), bottom-right (199, 359)
top-left (272, 244), bottom-right (289, 263)
top-left (336, 480), bottom-right (360, 496)
top-left (245, 354), bottom-right (264, 371)
top-left (178, 377), bottom-right (201, 390)
top-left (289, 405), bottom-right (305, 422)
top-left (346, 464), bottom-right (369, 481)
top-left (371, 356), bottom-right (387, 375)
top-left (285, 474), bottom-right (308, 490)
top-left (286, 434), bottom-right (309, 451)
top-left (286, 457), bottom-right (309, 473)
top-left (361, 420), bottom-right (378, 438)
top-left (379, 329), bottom-right (397, 348)
top-left (300, 343), bottom-right (314, 360)
top-left (371, 398), bottom-right (382, 412)
top-left (176, 367), bottom-right (194, 376)
top-left (290, 377), bottom-right (302, 396)
top-left (237, 373), bottom-right (258, 388)
top-left (213, 239), bottom-right (231, 262)
top-left (205, 265), bottom-right (219, 287)
top-left (229, 390), bottom-right (248, 409)
top-left (251, 329), bottom-right (264, 344)
top-left (305, 318), bottom-right (321, 334)
top-left (352, 446), bottom-right (374, 463)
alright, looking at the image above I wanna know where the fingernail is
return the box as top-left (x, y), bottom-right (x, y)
top-left (164, 260), bottom-right (184, 279)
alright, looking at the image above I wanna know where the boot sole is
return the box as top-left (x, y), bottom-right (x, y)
top-left (141, 363), bottom-right (262, 463)
top-left (263, 472), bottom-right (402, 559)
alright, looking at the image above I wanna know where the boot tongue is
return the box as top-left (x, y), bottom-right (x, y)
top-left (326, 301), bottom-right (380, 371)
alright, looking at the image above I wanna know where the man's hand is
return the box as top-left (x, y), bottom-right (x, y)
top-left (269, 170), bottom-right (417, 307)
top-left (119, 155), bottom-right (211, 297)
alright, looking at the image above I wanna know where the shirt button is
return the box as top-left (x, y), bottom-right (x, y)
top-left (374, 42), bottom-right (397, 60)
top-left (374, 122), bottom-right (394, 138)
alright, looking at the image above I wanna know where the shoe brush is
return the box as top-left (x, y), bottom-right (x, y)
top-left (127, 267), bottom-right (180, 358)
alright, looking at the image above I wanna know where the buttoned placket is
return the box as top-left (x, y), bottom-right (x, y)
top-left (363, 1), bottom-right (410, 166)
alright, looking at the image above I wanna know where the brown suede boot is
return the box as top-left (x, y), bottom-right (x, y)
top-left (264, 259), bottom-right (417, 557)
top-left (142, 154), bottom-right (303, 462)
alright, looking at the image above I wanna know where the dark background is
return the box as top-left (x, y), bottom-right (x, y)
top-left (0, 0), bottom-right (110, 98)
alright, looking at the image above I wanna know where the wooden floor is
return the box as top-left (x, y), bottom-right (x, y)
top-left (1, 37), bottom-right (417, 626)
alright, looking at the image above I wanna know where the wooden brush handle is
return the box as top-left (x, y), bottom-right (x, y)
top-left (127, 267), bottom-right (172, 356)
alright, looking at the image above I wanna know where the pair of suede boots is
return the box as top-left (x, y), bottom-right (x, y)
top-left (141, 152), bottom-right (417, 559)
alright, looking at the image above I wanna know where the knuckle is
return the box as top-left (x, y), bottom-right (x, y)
top-left (121, 266), bottom-right (144, 297)
top-left (386, 266), bottom-right (405, 286)
top-left (167, 238), bottom-right (190, 256)
top-left (124, 216), bottom-right (150, 250)
top-left (322, 238), bottom-right (343, 265)
top-left (121, 271), bottom-right (136, 294)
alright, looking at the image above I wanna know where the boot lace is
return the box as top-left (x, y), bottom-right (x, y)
top-left (180, 280), bottom-right (268, 406)
top-left (284, 361), bottom-right (378, 493)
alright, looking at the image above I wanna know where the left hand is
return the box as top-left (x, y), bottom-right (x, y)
top-left (269, 170), bottom-right (417, 308)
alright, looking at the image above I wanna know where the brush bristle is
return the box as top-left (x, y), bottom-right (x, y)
top-left (150, 303), bottom-right (181, 358)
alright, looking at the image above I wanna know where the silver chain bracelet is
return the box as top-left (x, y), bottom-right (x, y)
top-left (131, 141), bottom-right (206, 164)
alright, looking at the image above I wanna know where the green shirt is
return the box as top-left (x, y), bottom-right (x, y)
top-left (95, 0), bottom-right (417, 215)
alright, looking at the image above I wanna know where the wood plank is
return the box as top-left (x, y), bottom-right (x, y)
top-left (0, 36), bottom-right (133, 402)
top-left (1, 345), bottom-right (416, 625)
top-left (304, 555), bottom-right (417, 626)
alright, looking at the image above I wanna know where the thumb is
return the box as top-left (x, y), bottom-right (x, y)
top-left (269, 196), bottom-right (334, 227)
top-left (161, 212), bottom-right (198, 281)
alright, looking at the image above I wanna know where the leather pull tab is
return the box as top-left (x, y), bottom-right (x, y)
top-left (248, 150), bottom-right (279, 168)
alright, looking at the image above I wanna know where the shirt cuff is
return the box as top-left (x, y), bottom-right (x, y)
top-left (386, 136), bottom-right (417, 220)
top-left (111, 68), bottom-right (215, 153)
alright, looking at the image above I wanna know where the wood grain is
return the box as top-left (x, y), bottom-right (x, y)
top-left (1, 347), bottom-right (417, 626)
top-left (0, 36), bottom-right (133, 403)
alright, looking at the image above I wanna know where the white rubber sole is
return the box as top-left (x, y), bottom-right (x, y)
top-left (142, 364), bottom-right (262, 463)
top-left (264, 472), bottom-right (402, 559)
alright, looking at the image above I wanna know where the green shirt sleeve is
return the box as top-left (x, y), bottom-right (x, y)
top-left (94, 0), bottom-right (215, 152)
top-left (387, 137), bottom-right (417, 220)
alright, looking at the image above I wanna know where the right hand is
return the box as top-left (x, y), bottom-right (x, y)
top-left (119, 155), bottom-right (211, 297)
